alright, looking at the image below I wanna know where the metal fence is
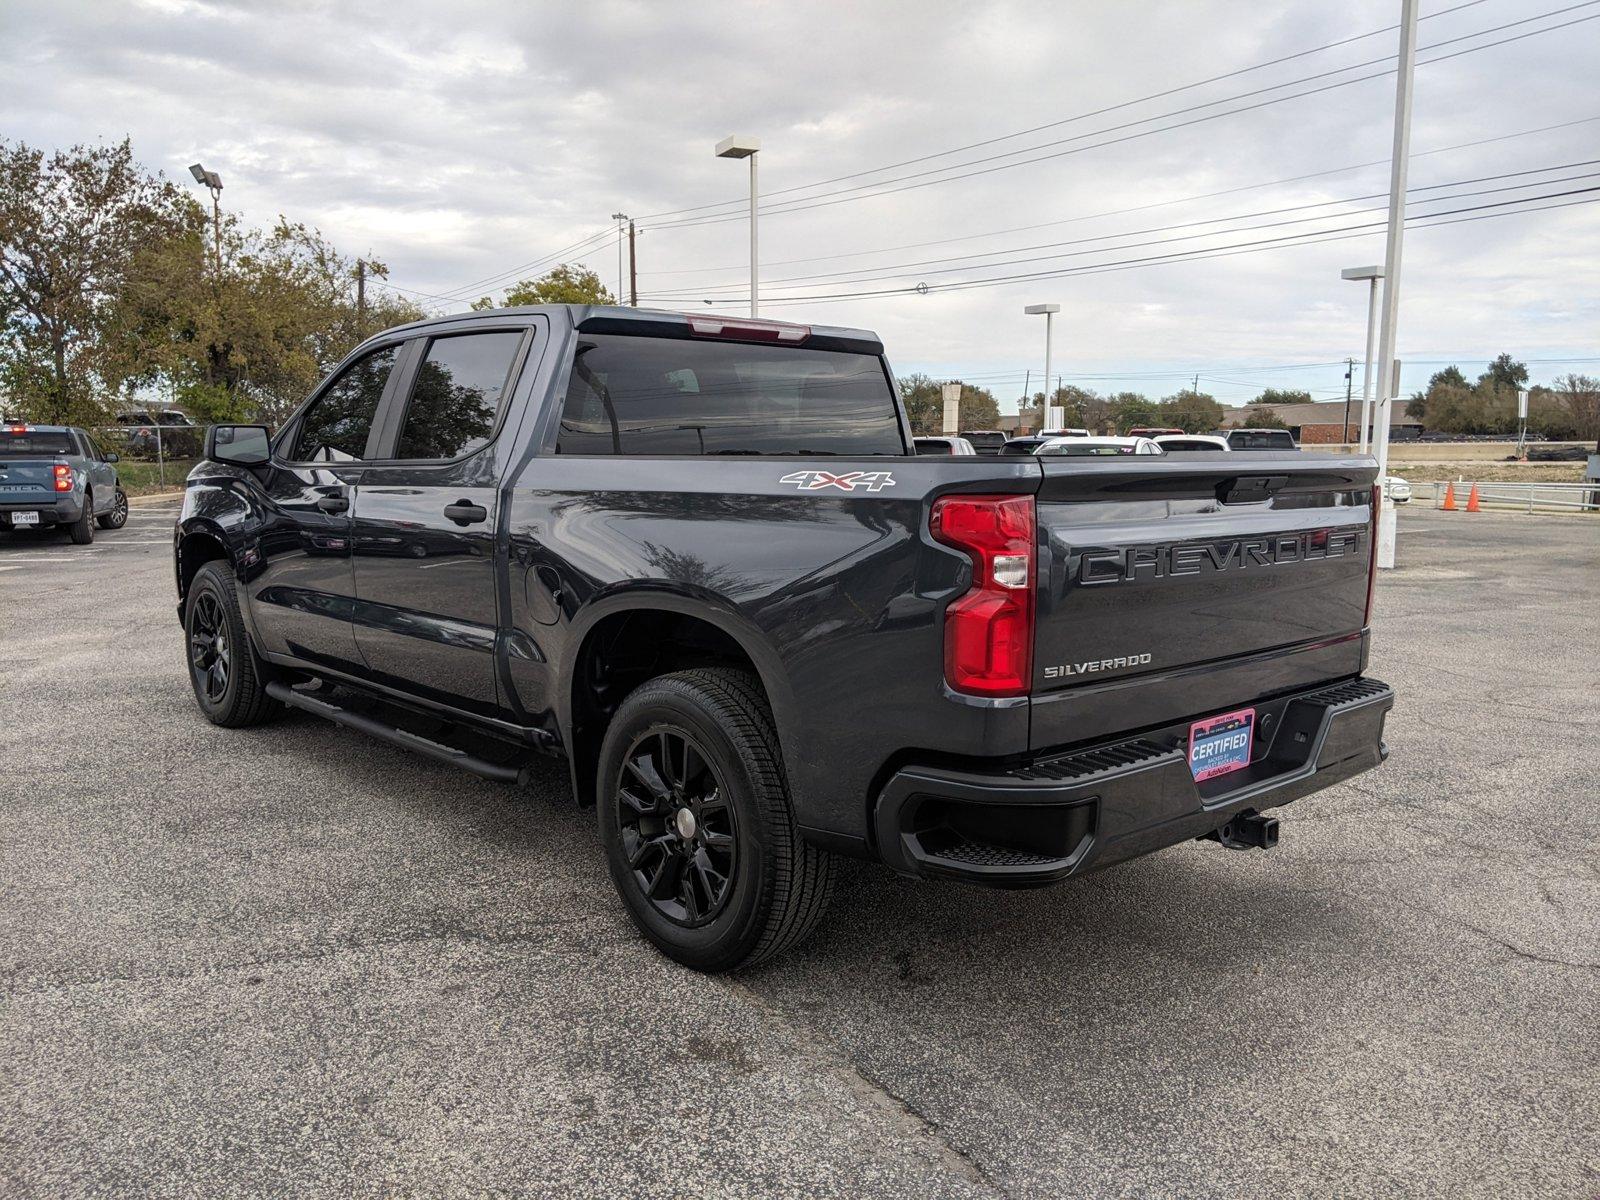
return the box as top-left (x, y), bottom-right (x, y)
top-left (96, 423), bottom-right (203, 489)
top-left (1423, 479), bottom-right (1600, 513)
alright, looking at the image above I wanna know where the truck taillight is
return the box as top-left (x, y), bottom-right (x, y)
top-left (688, 316), bottom-right (810, 343)
top-left (1364, 483), bottom-right (1380, 624)
top-left (53, 463), bottom-right (72, 492)
top-left (930, 494), bottom-right (1035, 697)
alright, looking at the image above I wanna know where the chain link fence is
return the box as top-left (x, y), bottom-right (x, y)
top-left (96, 421), bottom-right (203, 493)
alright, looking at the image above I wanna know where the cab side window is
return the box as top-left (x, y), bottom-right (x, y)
top-left (292, 345), bottom-right (400, 462)
top-left (391, 331), bottom-right (523, 461)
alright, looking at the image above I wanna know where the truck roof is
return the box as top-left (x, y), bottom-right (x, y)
top-left (377, 305), bottom-right (884, 356)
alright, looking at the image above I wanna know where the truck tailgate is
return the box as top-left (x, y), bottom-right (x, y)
top-left (0, 459), bottom-right (61, 505)
top-left (1030, 453), bottom-right (1377, 751)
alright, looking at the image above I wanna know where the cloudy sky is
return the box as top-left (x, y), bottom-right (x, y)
top-left (4, 0), bottom-right (1597, 407)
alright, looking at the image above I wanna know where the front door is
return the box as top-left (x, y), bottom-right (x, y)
top-left (246, 342), bottom-right (404, 672)
top-left (349, 326), bottom-right (531, 718)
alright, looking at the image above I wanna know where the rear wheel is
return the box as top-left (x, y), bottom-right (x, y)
top-left (597, 668), bottom-right (834, 972)
top-left (66, 492), bottom-right (94, 544)
top-left (96, 487), bottom-right (128, 529)
top-left (185, 561), bottom-right (280, 727)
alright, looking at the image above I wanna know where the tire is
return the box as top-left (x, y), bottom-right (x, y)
top-left (96, 487), bottom-right (128, 530)
top-left (597, 668), bottom-right (834, 972)
top-left (184, 561), bottom-right (280, 728)
top-left (66, 492), bottom-right (94, 544)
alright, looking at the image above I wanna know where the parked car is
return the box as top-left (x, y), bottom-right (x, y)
top-left (1037, 436), bottom-right (1165, 456)
top-left (1218, 428), bottom-right (1299, 451)
top-left (1383, 476), bottom-right (1412, 504)
top-left (0, 424), bottom-right (128, 542)
top-left (959, 429), bottom-right (1009, 455)
top-left (1037, 428), bottom-right (1089, 438)
top-left (1127, 426), bottom-right (1185, 439)
top-left (913, 435), bottom-right (977, 456)
top-left (177, 305), bottom-right (1391, 971)
top-left (1155, 434), bottom-right (1231, 452)
top-left (114, 409), bottom-right (202, 458)
top-left (999, 435), bottom-right (1056, 455)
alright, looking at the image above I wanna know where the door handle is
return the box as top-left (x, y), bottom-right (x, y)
top-left (444, 500), bottom-right (488, 526)
top-left (315, 495), bottom-right (349, 514)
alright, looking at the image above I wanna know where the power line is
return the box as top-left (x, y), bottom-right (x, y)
top-left (636, 114), bottom-right (1600, 278)
top-left (643, 5), bottom-right (1600, 233)
top-left (430, 225), bottom-right (617, 301)
top-left (636, 0), bottom-right (1498, 222)
top-left (690, 187), bottom-right (1600, 307)
top-left (639, 163), bottom-right (1600, 299)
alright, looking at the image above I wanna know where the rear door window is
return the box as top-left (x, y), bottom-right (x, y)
top-left (392, 331), bottom-right (523, 461)
top-left (556, 334), bottom-right (903, 456)
top-left (292, 345), bottom-right (400, 462)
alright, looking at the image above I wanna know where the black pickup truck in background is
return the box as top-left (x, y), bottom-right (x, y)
top-left (174, 305), bottom-right (1392, 971)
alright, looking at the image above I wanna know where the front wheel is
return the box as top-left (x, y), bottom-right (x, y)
top-left (597, 668), bottom-right (834, 972)
top-left (96, 487), bottom-right (128, 529)
top-left (185, 562), bottom-right (280, 728)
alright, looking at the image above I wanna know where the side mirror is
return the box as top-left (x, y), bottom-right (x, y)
top-left (206, 424), bottom-right (272, 467)
top-left (105, 452), bottom-right (120, 463)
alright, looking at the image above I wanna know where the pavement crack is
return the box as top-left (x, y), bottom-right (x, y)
top-left (727, 980), bottom-right (1006, 1197)
top-left (1415, 907), bottom-right (1599, 971)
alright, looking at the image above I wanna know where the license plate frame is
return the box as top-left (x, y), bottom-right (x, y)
top-left (9, 511), bottom-right (40, 527)
top-left (1188, 707), bottom-right (1256, 782)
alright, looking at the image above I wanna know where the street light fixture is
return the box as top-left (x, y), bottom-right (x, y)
top-left (715, 135), bottom-right (760, 317)
top-left (610, 212), bottom-right (631, 304)
top-left (187, 162), bottom-right (224, 275)
top-left (1024, 304), bottom-right (1060, 427)
top-left (1342, 265), bottom-right (1384, 452)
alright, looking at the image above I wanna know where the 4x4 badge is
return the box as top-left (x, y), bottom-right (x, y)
top-left (779, 470), bottom-right (897, 493)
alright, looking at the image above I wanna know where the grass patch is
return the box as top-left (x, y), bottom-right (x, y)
top-left (114, 459), bottom-right (196, 496)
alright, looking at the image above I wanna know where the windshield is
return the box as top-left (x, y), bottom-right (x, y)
top-left (0, 430), bottom-right (73, 455)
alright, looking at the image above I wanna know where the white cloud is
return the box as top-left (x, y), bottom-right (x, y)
top-left (3, 0), bottom-right (1596, 403)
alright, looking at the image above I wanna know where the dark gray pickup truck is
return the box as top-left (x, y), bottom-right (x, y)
top-left (175, 305), bottom-right (1392, 970)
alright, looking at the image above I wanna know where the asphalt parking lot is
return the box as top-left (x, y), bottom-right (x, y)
top-left (2, 499), bottom-right (1596, 1198)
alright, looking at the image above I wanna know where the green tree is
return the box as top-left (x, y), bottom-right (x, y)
top-left (0, 137), bottom-right (188, 423)
top-left (1107, 391), bottom-right (1158, 433)
top-left (1483, 353), bottom-right (1529, 391)
top-left (1244, 407), bottom-right (1290, 430)
top-left (1251, 388), bottom-right (1312, 406)
top-left (114, 213), bottom-right (422, 426)
top-left (898, 372), bottom-right (942, 435)
top-left (473, 263), bottom-right (614, 309)
top-left (1157, 388), bottom-right (1224, 433)
top-left (957, 382), bottom-right (1000, 430)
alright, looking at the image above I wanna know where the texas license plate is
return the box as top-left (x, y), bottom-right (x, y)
top-left (1188, 708), bottom-right (1255, 781)
top-left (10, 511), bottom-right (39, 526)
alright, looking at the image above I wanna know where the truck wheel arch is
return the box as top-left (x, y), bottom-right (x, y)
top-left (176, 525), bottom-right (234, 608)
top-left (561, 594), bottom-right (798, 808)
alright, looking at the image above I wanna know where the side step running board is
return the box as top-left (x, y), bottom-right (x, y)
top-left (265, 681), bottom-right (532, 785)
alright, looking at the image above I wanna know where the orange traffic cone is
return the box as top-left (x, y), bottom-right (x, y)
top-left (1442, 483), bottom-right (1457, 511)
top-left (1466, 483), bottom-right (1481, 512)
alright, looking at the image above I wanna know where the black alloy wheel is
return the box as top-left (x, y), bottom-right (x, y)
top-left (615, 727), bottom-right (738, 927)
top-left (188, 590), bottom-right (231, 704)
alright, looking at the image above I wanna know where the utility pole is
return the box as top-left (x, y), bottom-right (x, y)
top-left (1344, 358), bottom-right (1355, 443)
top-left (1371, 0), bottom-right (1420, 569)
top-left (1192, 373), bottom-right (1200, 393)
top-left (356, 260), bottom-right (367, 337)
top-left (628, 219), bottom-right (638, 307)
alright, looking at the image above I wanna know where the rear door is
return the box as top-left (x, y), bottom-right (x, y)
top-left (1030, 454), bottom-right (1377, 750)
top-left (349, 321), bottom-right (535, 717)
top-left (247, 342), bottom-right (404, 671)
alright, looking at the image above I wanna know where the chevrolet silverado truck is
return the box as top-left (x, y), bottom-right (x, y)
top-left (1, 424), bottom-right (129, 542)
top-left (174, 306), bottom-right (1393, 971)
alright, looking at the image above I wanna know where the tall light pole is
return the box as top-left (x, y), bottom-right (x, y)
top-left (610, 212), bottom-right (630, 303)
top-left (715, 136), bottom-right (760, 316)
top-left (1342, 265), bottom-right (1384, 451)
top-left (1371, 0), bottom-right (1419, 569)
top-left (1024, 304), bottom-right (1060, 425)
top-left (187, 163), bottom-right (223, 276)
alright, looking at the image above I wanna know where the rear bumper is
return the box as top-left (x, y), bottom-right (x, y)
top-left (874, 676), bottom-right (1393, 886)
top-left (1, 496), bottom-right (84, 527)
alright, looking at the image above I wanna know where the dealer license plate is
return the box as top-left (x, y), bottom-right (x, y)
top-left (1188, 708), bottom-right (1255, 781)
top-left (10, 511), bottom-right (40, 527)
